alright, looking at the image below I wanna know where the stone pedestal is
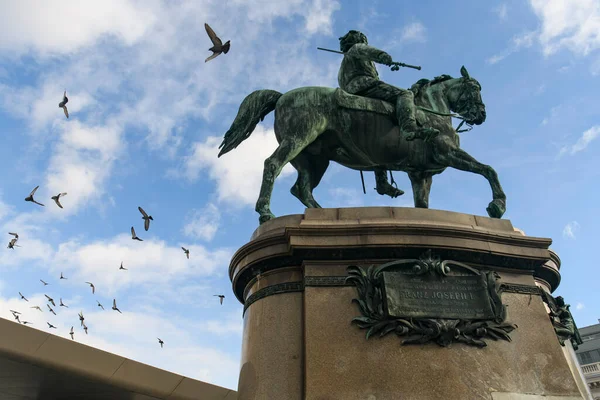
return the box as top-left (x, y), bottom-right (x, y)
top-left (231, 207), bottom-right (583, 400)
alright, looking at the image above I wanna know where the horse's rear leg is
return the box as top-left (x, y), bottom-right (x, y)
top-left (256, 124), bottom-right (324, 224)
top-left (408, 171), bottom-right (433, 208)
top-left (290, 153), bottom-right (329, 208)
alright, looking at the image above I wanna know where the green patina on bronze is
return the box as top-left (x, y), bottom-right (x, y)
top-left (541, 292), bottom-right (583, 350)
top-left (218, 29), bottom-right (506, 225)
top-left (345, 250), bottom-right (517, 348)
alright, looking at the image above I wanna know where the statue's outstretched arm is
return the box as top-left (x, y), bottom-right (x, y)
top-left (347, 43), bottom-right (393, 65)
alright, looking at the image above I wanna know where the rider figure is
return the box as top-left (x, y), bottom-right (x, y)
top-left (338, 30), bottom-right (438, 141)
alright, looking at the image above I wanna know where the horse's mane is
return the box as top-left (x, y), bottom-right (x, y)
top-left (409, 74), bottom-right (453, 96)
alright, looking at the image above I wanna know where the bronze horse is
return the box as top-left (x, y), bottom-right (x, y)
top-left (218, 66), bottom-right (506, 224)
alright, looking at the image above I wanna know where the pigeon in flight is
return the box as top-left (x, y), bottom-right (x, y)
top-left (85, 282), bottom-right (95, 294)
top-left (214, 294), bottom-right (225, 305)
top-left (69, 326), bottom-right (74, 340)
top-left (119, 262), bottom-right (127, 271)
top-left (131, 226), bottom-right (143, 241)
top-left (158, 338), bottom-right (164, 348)
top-left (40, 279), bottom-right (49, 286)
top-left (47, 304), bottom-right (56, 315)
top-left (7, 233), bottom-right (19, 249)
top-left (47, 322), bottom-right (57, 329)
top-left (31, 306), bottom-right (42, 312)
top-left (10, 310), bottom-right (21, 316)
top-left (182, 247), bottom-right (190, 259)
top-left (204, 23), bottom-right (230, 63)
top-left (25, 186), bottom-right (45, 206)
top-left (60, 272), bottom-right (67, 280)
top-left (138, 207), bottom-right (153, 231)
top-left (51, 192), bottom-right (68, 209)
top-left (59, 298), bottom-right (68, 308)
top-left (19, 292), bottom-right (29, 302)
top-left (112, 299), bottom-right (122, 314)
top-left (59, 91), bottom-right (69, 119)
top-left (97, 300), bottom-right (104, 310)
top-left (83, 323), bottom-right (88, 335)
top-left (45, 294), bottom-right (56, 307)
top-left (78, 311), bottom-right (85, 326)
top-left (22, 321), bottom-right (32, 325)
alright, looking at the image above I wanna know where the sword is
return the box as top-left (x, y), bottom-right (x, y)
top-left (317, 47), bottom-right (421, 71)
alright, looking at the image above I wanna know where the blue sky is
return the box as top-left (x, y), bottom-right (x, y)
top-left (0, 0), bottom-right (599, 390)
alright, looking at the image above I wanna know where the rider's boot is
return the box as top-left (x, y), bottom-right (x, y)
top-left (396, 91), bottom-right (438, 141)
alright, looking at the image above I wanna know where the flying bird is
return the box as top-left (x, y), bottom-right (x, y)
top-left (40, 279), bottom-right (49, 286)
top-left (47, 322), bottom-right (57, 329)
top-left (14, 315), bottom-right (21, 323)
top-left (45, 294), bottom-right (56, 307)
top-left (31, 306), bottom-right (42, 312)
top-left (204, 23), bottom-right (230, 63)
top-left (97, 300), bottom-right (104, 310)
top-left (25, 186), bottom-right (45, 206)
top-left (112, 299), bottom-right (122, 314)
top-left (7, 238), bottom-right (19, 249)
top-left (138, 207), bottom-right (153, 231)
top-left (69, 326), bottom-right (74, 340)
top-left (10, 310), bottom-right (21, 316)
top-left (131, 226), bottom-right (143, 241)
top-left (8, 232), bottom-right (18, 239)
top-left (59, 90), bottom-right (69, 118)
top-left (19, 292), bottom-right (28, 302)
top-left (59, 298), bottom-right (68, 308)
top-left (83, 323), bottom-right (88, 335)
top-left (214, 294), bottom-right (225, 305)
top-left (181, 247), bottom-right (190, 259)
top-left (51, 192), bottom-right (68, 208)
top-left (22, 321), bottom-right (32, 325)
top-left (119, 262), bottom-right (127, 271)
top-left (158, 338), bottom-right (164, 348)
top-left (78, 311), bottom-right (85, 326)
top-left (60, 272), bottom-right (67, 280)
top-left (47, 304), bottom-right (56, 315)
top-left (85, 282), bottom-right (95, 294)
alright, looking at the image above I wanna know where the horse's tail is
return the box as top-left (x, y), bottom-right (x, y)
top-left (218, 89), bottom-right (282, 157)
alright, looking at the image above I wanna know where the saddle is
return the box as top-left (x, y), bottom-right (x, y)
top-left (334, 88), bottom-right (395, 117)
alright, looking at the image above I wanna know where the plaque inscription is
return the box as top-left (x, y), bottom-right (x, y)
top-left (382, 272), bottom-right (495, 320)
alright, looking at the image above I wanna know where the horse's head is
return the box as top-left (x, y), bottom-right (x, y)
top-left (447, 66), bottom-right (486, 125)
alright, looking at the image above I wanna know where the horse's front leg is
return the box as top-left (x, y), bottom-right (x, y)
top-left (432, 138), bottom-right (506, 218)
top-left (374, 168), bottom-right (404, 198)
top-left (407, 171), bottom-right (433, 208)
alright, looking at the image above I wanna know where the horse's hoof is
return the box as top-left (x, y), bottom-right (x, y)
top-left (486, 199), bottom-right (506, 219)
top-left (259, 213), bottom-right (275, 225)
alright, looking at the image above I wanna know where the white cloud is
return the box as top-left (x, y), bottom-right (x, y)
top-left (558, 126), bottom-right (600, 156)
top-left (494, 3), bottom-right (508, 20)
top-left (0, 0), bottom-right (157, 56)
top-left (562, 221), bottom-right (580, 239)
top-left (576, 302), bottom-right (585, 310)
top-left (400, 22), bottom-right (427, 44)
top-left (486, 31), bottom-right (536, 64)
top-left (180, 126), bottom-right (294, 207)
top-left (529, 0), bottom-right (600, 56)
top-left (304, 0), bottom-right (341, 35)
top-left (328, 187), bottom-right (365, 207)
top-left (183, 203), bottom-right (221, 242)
top-left (52, 235), bottom-right (232, 296)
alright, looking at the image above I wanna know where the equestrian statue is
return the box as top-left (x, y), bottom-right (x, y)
top-left (218, 29), bottom-right (506, 225)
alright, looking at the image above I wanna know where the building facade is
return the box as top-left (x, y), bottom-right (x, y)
top-left (575, 320), bottom-right (600, 399)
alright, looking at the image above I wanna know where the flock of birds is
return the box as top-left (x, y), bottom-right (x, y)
top-left (5, 21), bottom-right (231, 348)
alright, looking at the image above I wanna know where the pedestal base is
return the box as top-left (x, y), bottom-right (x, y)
top-left (230, 207), bottom-right (583, 399)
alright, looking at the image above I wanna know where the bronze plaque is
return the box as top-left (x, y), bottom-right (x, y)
top-left (381, 272), bottom-right (495, 320)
